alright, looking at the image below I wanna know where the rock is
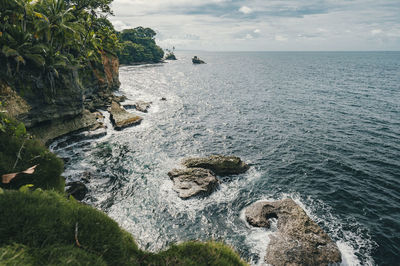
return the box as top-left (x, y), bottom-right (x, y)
top-left (168, 168), bottom-right (220, 199)
top-left (112, 95), bottom-right (127, 103)
top-left (29, 109), bottom-right (106, 145)
top-left (160, 97), bottom-right (167, 101)
top-left (183, 155), bottom-right (249, 176)
top-left (245, 199), bottom-right (342, 266)
top-left (109, 101), bottom-right (142, 130)
top-left (134, 101), bottom-right (152, 113)
top-left (66, 181), bottom-right (88, 201)
top-left (165, 53), bottom-right (177, 60)
top-left (192, 56), bottom-right (205, 64)
top-left (0, 83), bottom-right (31, 119)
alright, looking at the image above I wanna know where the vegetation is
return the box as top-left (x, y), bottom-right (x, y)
top-left (0, 1), bottom-right (246, 265)
top-left (0, 0), bottom-right (120, 97)
top-left (117, 27), bottom-right (164, 64)
top-left (0, 189), bottom-right (248, 265)
top-left (0, 113), bottom-right (64, 192)
top-left (165, 47), bottom-right (177, 60)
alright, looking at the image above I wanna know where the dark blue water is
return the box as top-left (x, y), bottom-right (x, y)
top-left (51, 52), bottom-right (400, 265)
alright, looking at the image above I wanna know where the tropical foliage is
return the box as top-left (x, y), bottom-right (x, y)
top-left (118, 27), bottom-right (164, 64)
top-left (0, 0), bottom-right (120, 96)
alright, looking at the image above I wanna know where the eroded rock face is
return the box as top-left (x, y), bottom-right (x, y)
top-left (109, 101), bottom-right (142, 130)
top-left (183, 155), bottom-right (249, 176)
top-left (0, 83), bottom-right (31, 119)
top-left (168, 168), bottom-right (219, 199)
top-left (245, 199), bottom-right (342, 266)
top-left (29, 109), bottom-right (105, 145)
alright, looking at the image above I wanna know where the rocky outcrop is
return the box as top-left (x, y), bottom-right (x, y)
top-left (192, 56), bottom-right (205, 64)
top-left (29, 110), bottom-right (105, 145)
top-left (245, 198), bottom-right (342, 266)
top-left (109, 101), bottom-right (142, 130)
top-left (168, 168), bottom-right (219, 199)
top-left (183, 155), bottom-right (249, 176)
top-left (0, 82), bottom-right (31, 119)
top-left (2, 51), bottom-right (121, 143)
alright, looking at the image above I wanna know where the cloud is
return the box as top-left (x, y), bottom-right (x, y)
top-left (371, 29), bottom-right (383, 35)
top-left (110, 0), bottom-right (400, 51)
top-left (275, 35), bottom-right (288, 41)
top-left (239, 6), bottom-right (253, 14)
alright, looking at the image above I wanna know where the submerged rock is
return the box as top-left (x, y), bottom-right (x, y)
top-left (245, 198), bottom-right (342, 266)
top-left (168, 168), bottom-right (219, 199)
top-left (66, 181), bottom-right (88, 201)
top-left (109, 101), bottom-right (142, 130)
top-left (183, 155), bottom-right (249, 176)
top-left (134, 101), bottom-right (152, 113)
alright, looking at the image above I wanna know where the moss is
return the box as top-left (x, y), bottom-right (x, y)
top-left (0, 190), bottom-right (248, 266)
top-left (0, 190), bottom-right (142, 265)
top-left (145, 241), bottom-right (247, 266)
top-left (0, 114), bottom-right (64, 192)
top-left (0, 243), bottom-right (107, 266)
top-left (34, 244), bottom-right (107, 266)
top-left (0, 244), bottom-right (35, 265)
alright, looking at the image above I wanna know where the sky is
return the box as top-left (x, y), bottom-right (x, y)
top-left (109, 0), bottom-right (400, 51)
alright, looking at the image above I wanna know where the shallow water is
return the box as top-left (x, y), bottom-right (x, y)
top-left (51, 51), bottom-right (400, 265)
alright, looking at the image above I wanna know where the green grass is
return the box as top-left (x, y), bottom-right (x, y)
top-left (0, 190), bottom-right (248, 265)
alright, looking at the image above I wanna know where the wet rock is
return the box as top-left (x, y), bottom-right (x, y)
top-left (109, 101), bottom-right (142, 130)
top-left (29, 109), bottom-right (106, 145)
top-left (66, 181), bottom-right (88, 201)
top-left (168, 168), bottom-right (220, 199)
top-left (245, 198), bottom-right (342, 266)
top-left (134, 101), bottom-right (152, 113)
top-left (183, 155), bottom-right (249, 176)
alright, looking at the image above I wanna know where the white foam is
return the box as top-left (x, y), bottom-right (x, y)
top-left (240, 193), bottom-right (375, 266)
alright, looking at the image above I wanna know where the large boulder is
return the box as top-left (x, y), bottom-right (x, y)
top-left (168, 168), bottom-right (220, 199)
top-left (245, 199), bottom-right (342, 266)
top-left (109, 101), bottom-right (142, 130)
top-left (183, 155), bottom-right (249, 176)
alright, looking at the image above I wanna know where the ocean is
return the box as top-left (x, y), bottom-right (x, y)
top-left (51, 51), bottom-right (400, 265)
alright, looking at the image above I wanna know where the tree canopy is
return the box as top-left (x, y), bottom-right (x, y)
top-left (117, 27), bottom-right (164, 64)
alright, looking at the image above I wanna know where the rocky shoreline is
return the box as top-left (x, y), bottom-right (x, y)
top-left (1, 59), bottom-right (344, 265)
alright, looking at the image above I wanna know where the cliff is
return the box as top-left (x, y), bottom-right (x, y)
top-left (0, 52), bottom-right (121, 144)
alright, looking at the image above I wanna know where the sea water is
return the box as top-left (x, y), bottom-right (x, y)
top-left (51, 51), bottom-right (400, 265)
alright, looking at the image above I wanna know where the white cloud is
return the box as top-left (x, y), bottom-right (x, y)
top-left (110, 0), bottom-right (400, 51)
top-left (239, 6), bottom-right (253, 14)
top-left (371, 29), bottom-right (382, 35)
top-left (275, 35), bottom-right (288, 41)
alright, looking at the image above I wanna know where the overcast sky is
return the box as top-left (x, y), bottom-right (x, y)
top-left (110, 0), bottom-right (400, 51)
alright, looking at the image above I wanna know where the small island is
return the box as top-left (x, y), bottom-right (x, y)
top-left (165, 47), bottom-right (177, 60)
top-left (192, 56), bottom-right (206, 64)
